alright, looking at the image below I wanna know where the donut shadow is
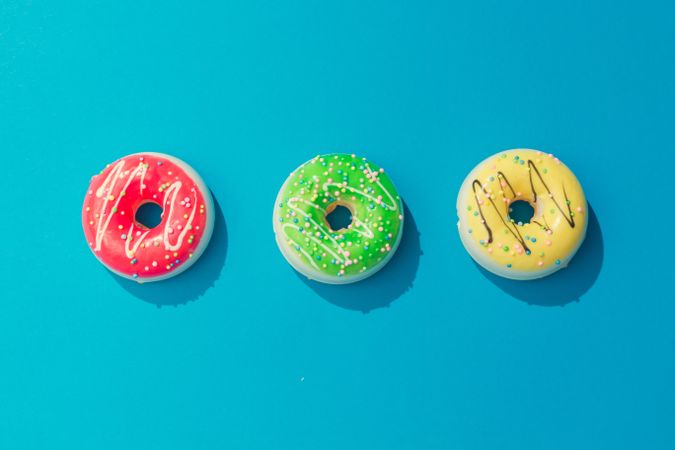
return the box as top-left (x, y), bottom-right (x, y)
top-left (476, 204), bottom-right (603, 307)
top-left (298, 202), bottom-right (422, 313)
top-left (112, 195), bottom-right (227, 307)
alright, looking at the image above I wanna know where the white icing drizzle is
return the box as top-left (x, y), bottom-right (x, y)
top-left (92, 157), bottom-right (198, 259)
top-left (94, 161), bottom-right (147, 252)
top-left (321, 163), bottom-right (399, 212)
top-left (280, 158), bottom-right (400, 271)
top-left (286, 238), bottom-right (320, 270)
top-left (162, 182), bottom-right (197, 252)
top-left (285, 197), bottom-right (347, 263)
top-left (125, 222), bottom-right (150, 258)
top-left (282, 223), bottom-right (345, 264)
top-left (350, 217), bottom-right (375, 239)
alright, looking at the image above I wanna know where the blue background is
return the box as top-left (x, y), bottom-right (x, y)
top-left (1, 1), bottom-right (674, 449)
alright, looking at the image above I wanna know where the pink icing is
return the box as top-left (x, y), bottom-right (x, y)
top-left (82, 153), bottom-right (211, 281)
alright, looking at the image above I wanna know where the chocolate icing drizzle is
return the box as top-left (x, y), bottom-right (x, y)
top-left (470, 160), bottom-right (576, 253)
top-left (527, 160), bottom-right (575, 227)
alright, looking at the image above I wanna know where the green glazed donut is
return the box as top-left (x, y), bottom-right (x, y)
top-left (273, 153), bottom-right (404, 284)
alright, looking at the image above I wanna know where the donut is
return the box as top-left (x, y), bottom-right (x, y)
top-left (456, 149), bottom-right (587, 280)
top-left (273, 153), bottom-right (404, 284)
top-left (82, 152), bottom-right (215, 283)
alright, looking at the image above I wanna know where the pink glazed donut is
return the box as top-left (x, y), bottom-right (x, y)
top-left (82, 152), bottom-right (214, 282)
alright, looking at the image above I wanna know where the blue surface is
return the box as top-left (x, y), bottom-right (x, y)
top-left (1, 1), bottom-right (674, 449)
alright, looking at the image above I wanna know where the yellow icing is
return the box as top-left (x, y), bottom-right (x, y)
top-left (457, 149), bottom-right (587, 274)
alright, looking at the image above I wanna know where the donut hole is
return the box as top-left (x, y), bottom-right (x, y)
top-left (325, 203), bottom-right (353, 232)
top-left (135, 201), bottom-right (164, 229)
top-left (508, 200), bottom-right (535, 225)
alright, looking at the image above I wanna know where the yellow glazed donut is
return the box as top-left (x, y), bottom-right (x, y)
top-left (456, 149), bottom-right (587, 280)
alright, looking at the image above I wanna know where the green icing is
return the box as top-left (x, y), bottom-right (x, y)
top-left (274, 153), bottom-right (404, 280)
